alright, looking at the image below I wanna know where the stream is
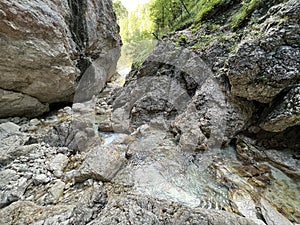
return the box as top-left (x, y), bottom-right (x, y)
top-left (96, 63), bottom-right (300, 224)
top-left (99, 129), bottom-right (300, 224)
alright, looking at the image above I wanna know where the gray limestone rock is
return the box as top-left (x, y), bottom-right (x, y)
top-left (0, 122), bottom-right (30, 165)
top-left (75, 145), bottom-right (127, 182)
top-left (0, 0), bottom-right (121, 118)
top-left (260, 85), bottom-right (300, 132)
top-left (89, 194), bottom-right (259, 225)
top-left (226, 0), bottom-right (300, 103)
top-left (173, 77), bottom-right (254, 150)
top-left (0, 122), bottom-right (20, 137)
top-left (47, 153), bottom-right (69, 178)
top-left (0, 201), bottom-right (75, 225)
top-left (0, 89), bottom-right (49, 118)
top-left (260, 198), bottom-right (293, 225)
top-left (48, 180), bottom-right (65, 201)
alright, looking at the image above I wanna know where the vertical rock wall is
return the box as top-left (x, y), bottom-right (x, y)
top-left (0, 0), bottom-right (121, 118)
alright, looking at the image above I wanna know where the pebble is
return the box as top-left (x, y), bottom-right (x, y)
top-left (33, 174), bottom-right (49, 185)
top-left (30, 119), bottom-right (41, 126)
top-left (49, 180), bottom-right (65, 201)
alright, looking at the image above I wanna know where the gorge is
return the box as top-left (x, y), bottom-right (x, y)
top-left (0, 0), bottom-right (299, 224)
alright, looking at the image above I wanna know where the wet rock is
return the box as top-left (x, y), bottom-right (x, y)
top-left (226, 0), bottom-right (300, 103)
top-left (236, 164), bottom-right (271, 177)
top-left (235, 138), bottom-right (268, 163)
top-left (98, 118), bottom-right (114, 132)
top-left (229, 189), bottom-right (266, 225)
top-left (260, 85), bottom-right (300, 132)
top-left (260, 198), bottom-right (293, 225)
top-left (89, 194), bottom-right (258, 225)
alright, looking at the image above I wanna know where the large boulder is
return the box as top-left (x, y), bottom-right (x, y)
top-left (0, 0), bottom-right (121, 118)
top-left (111, 42), bottom-right (253, 149)
top-left (226, 0), bottom-right (300, 103)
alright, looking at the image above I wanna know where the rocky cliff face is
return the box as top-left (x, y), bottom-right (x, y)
top-left (112, 0), bottom-right (299, 150)
top-left (0, 0), bottom-right (121, 118)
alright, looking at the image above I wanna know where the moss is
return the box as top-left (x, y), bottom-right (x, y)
top-left (230, 0), bottom-right (264, 29)
top-left (194, 0), bottom-right (232, 23)
top-left (176, 34), bottom-right (187, 46)
top-left (132, 60), bottom-right (144, 70)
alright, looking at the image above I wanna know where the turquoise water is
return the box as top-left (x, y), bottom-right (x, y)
top-left (99, 130), bottom-right (299, 222)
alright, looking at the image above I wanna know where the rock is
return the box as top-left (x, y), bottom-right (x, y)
top-left (89, 194), bottom-right (258, 225)
top-left (30, 119), bottom-right (41, 126)
top-left (229, 190), bottom-right (266, 225)
top-left (0, 122), bottom-right (20, 137)
top-left (173, 77), bottom-right (254, 151)
top-left (0, 0), bottom-right (121, 118)
top-left (235, 138), bottom-right (268, 163)
top-left (33, 174), bottom-right (50, 185)
top-left (112, 42), bottom-right (204, 133)
top-left (0, 88), bottom-right (49, 119)
top-left (47, 154), bottom-right (69, 178)
top-left (0, 169), bottom-right (19, 208)
top-left (260, 85), bottom-right (300, 132)
top-left (112, 41), bottom-right (253, 147)
top-left (96, 106), bottom-right (106, 115)
top-left (0, 122), bottom-right (30, 165)
top-left (264, 149), bottom-right (300, 177)
top-left (173, 104), bottom-right (208, 151)
top-left (98, 118), bottom-right (114, 132)
top-left (49, 180), bottom-right (65, 201)
top-left (226, 0), bottom-right (300, 103)
top-left (260, 198), bottom-right (293, 225)
top-left (39, 100), bottom-right (98, 152)
top-left (75, 145), bottom-right (126, 182)
top-left (0, 201), bottom-right (75, 225)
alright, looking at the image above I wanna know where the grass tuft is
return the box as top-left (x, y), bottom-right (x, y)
top-left (230, 0), bottom-right (263, 29)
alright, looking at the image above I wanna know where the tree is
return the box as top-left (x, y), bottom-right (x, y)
top-left (149, 0), bottom-right (198, 35)
top-left (113, 0), bottom-right (128, 20)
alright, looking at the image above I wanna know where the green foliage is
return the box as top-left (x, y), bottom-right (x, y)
top-left (113, 0), bottom-right (128, 20)
top-left (230, 0), bottom-right (263, 29)
top-left (194, 0), bottom-right (229, 22)
top-left (149, 0), bottom-right (231, 35)
top-left (176, 34), bottom-right (187, 45)
top-left (113, 1), bottom-right (155, 69)
top-left (149, 0), bottom-right (196, 35)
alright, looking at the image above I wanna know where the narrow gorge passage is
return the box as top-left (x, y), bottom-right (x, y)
top-left (0, 0), bottom-right (299, 224)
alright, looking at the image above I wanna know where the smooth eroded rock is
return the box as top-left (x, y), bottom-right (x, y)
top-left (0, 0), bottom-right (121, 118)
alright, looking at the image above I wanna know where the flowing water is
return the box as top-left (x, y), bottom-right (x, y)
top-left (99, 129), bottom-right (300, 223)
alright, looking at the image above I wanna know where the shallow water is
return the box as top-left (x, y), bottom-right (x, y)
top-left (99, 132), bottom-right (124, 145)
top-left (100, 129), bottom-right (300, 222)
